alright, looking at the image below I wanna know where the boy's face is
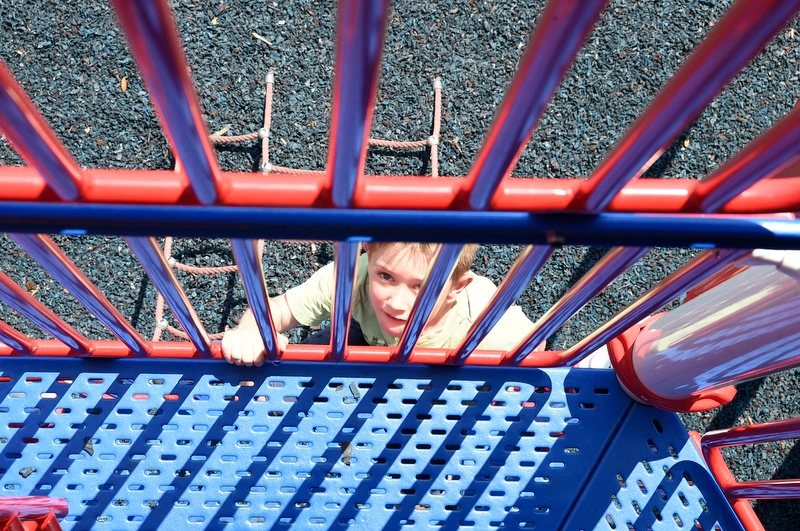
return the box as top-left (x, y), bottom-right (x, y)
top-left (366, 244), bottom-right (454, 338)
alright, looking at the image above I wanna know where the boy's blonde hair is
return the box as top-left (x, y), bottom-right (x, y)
top-left (365, 242), bottom-right (478, 282)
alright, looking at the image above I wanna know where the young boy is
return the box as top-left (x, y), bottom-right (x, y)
top-left (221, 242), bottom-right (541, 366)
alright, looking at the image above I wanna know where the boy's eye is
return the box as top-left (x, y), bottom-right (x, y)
top-left (378, 272), bottom-right (392, 281)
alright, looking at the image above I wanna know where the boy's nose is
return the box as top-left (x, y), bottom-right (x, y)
top-left (387, 287), bottom-right (415, 315)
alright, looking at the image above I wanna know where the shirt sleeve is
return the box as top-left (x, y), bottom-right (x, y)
top-left (284, 262), bottom-right (335, 326)
top-left (465, 275), bottom-right (537, 351)
top-left (478, 305), bottom-right (537, 351)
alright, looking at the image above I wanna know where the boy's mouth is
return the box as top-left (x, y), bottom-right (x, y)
top-left (383, 313), bottom-right (407, 327)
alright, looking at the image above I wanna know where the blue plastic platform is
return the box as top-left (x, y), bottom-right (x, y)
top-left (0, 358), bottom-right (741, 530)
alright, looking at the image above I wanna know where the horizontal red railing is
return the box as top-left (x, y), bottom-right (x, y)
top-left (0, 168), bottom-right (799, 213)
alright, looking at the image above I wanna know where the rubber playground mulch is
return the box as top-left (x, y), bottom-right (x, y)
top-left (0, 1), bottom-right (799, 527)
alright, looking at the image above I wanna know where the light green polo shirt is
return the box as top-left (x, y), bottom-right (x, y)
top-left (285, 254), bottom-right (536, 350)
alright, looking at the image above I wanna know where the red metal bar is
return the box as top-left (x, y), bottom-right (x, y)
top-left (0, 338), bottom-right (562, 367)
top-left (331, 241), bottom-right (361, 361)
top-left (0, 62), bottom-right (83, 201)
top-left (3, 167), bottom-right (800, 213)
top-left (560, 248), bottom-right (750, 365)
top-left (506, 246), bottom-right (649, 365)
top-left (110, 0), bottom-right (222, 205)
top-left (125, 237), bottom-right (212, 357)
top-left (577, 0), bottom-right (800, 212)
top-left (327, 0), bottom-right (390, 208)
top-left (686, 105), bottom-right (800, 213)
top-left (450, 246), bottom-right (554, 364)
top-left (0, 320), bottom-right (35, 355)
top-left (230, 239), bottom-right (280, 362)
top-left (9, 233), bottom-right (150, 356)
top-left (0, 271), bottom-right (92, 355)
top-left (465, 0), bottom-right (608, 210)
top-left (394, 244), bottom-right (462, 363)
top-left (0, 497), bottom-right (67, 519)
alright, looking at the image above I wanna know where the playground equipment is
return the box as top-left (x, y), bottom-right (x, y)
top-left (0, 0), bottom-right (800, 529)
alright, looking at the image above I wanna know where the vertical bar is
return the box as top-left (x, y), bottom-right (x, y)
top-left (466, 0), bottom-right (608, 210)
top-left (507, 246), bottom-right (649, 365)
top-left (331, 241), bottom-right (361, 361)
top-left (688, 105), bottom-right (800, 213)
top-left (328, 0), bottom-right (391, 208)
top-left (125, 236), bottom-right (212, 357)
top-left (0, 62), bottom-right (83, 201)
top-left (563, 248), bottom-right (750, 365)
top-left (111, 0), bottom-right (222, 205)
top-left (0, 271), bottom-right (92, 354)
top-left (450, 246), bottom-right (554, 364)
top-left (231, 238), bottom-right (280, 362)
top-left (0, 320), bottom-right (35, 355)
top-left (394, 244), bottom-right (462, 363)
top-left (9, 233), bottom-right (150, 357)
top-left (579, 0), bottom-right (800, 212)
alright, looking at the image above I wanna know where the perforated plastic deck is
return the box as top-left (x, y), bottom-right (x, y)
top-left (0, 358), bottom-right (740, 530)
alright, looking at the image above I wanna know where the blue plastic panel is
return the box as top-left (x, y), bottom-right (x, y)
top-left (0, 359), bottom-right (740, 530)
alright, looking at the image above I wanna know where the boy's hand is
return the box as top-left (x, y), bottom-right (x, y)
top-left (221, 327), bottom-right (288, 366)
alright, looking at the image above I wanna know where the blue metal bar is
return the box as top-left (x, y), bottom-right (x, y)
top-left (507, 246), bottom-right (649, 365)
top-left (0, 62), bottom-right (83, 201)
top-left (0, 270), bottom-right (92, 354)
top-left (563, 248), bottom-right (750, 365)
top-left (581, 0), bottom-right (800, 212)
top-left (9, 233), bottom-right (151, 357)
top-left (125, 236), bottom-right (212, 357)
top-left (394, 244), bottom-right (462, 363)
top-left (467, 0), bottom-right (608, 210)
top-left (450, 245), bottom-right (554, 364)
top-left (0, 319), bottom-right (35, 354)
top-left (331, 241), bottom-right (361, 361)
top-left (0, 204), bottom-right (799, 250)
top-left (230, 239), bottom-right (280, 362)
top-left (328, 0), bottom-right (391, 208)
top-left (111, 0), bottom-right (221, 205)
top-left (692, 105), bottom-right (800, 213)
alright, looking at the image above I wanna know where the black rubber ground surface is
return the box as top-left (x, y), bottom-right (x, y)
top-left (0, 1), bottom-right (799, 527)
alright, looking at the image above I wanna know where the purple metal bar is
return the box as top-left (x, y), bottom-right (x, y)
top-left (125, 236), bottom-right (212, 357)
top-left (9, 233), bottom-right (150, 357)
top-left (563, 248), bottom-right (750, 364)
top-left (507, 246), bottom-right (649, 365)
top-left (231, 239), bottom-right (280, 362)
top-left (328, 0), bottom-right (390, 208)
top-left (0, 62), bottom-right (83, 201)
top-left (689, 105), bottom-right (800, 213)
top-left (703, 417), bottom-right (800, 452)
top-left (331, 241), bottom-right (361, 361)
top-left (466, 0), bottom-right (608, 210)
top-left (632, 264), bottom-right (800, 399)
top-left (0, 320), bottom-right (35, 354)
top-left (111, 0), bottom-right (222, 205)
top-left (580, 0), bottom-right (800, 212)
top-left (450, 245), bottom-right (554, 364)
top-left (725, 480), bottom-right (800, 500)
top-left (394, 244), bottom-right (462, 363)
top-left (0, 270), bottom-right (92, 354)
